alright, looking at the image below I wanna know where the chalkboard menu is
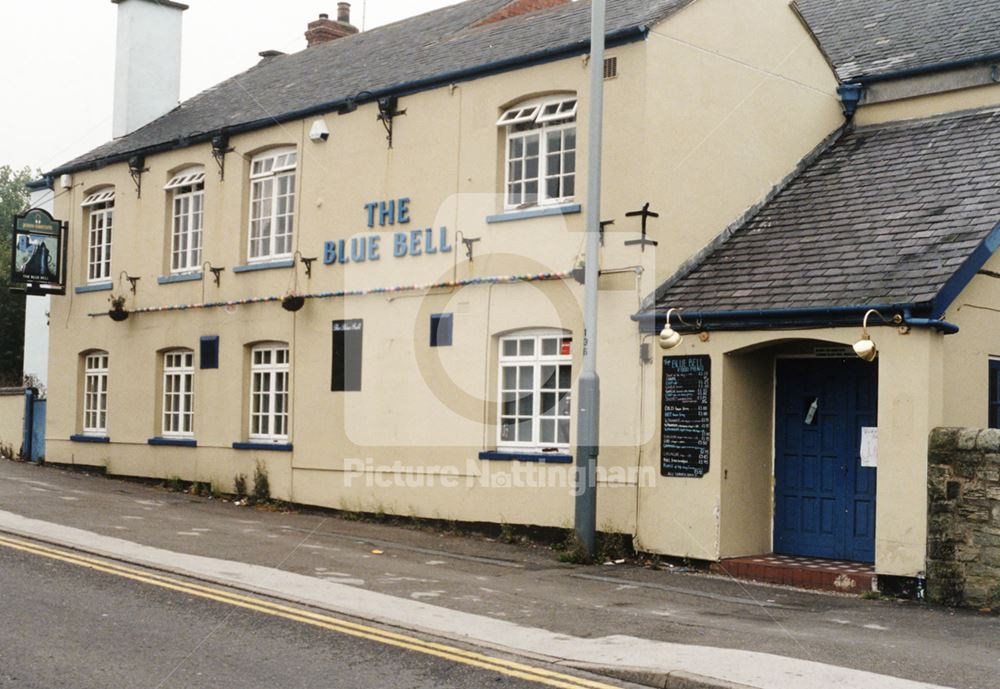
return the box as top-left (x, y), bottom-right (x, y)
top-left (661, 355), bottom-right (711, 478)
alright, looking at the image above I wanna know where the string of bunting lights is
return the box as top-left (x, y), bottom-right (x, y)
top-left (87, 270), bottom-right (574, 317)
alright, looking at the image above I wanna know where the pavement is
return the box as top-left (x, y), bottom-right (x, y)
top-left (0, 459), bottom-right (997, 689)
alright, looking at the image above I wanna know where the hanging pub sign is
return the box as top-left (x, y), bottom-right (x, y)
top-left (661, 355), bottom-right (711, 478)
top-left (9, 208), bottom-right (67, 296)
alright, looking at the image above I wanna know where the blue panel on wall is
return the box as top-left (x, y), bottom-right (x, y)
top-left (430, 313), bottom-right (453, 347)
top-left (200, 336), bottom-right (220, 369)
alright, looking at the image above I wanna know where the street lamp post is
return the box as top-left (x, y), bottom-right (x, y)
top-left (574, 0), bottom-right (606, 557)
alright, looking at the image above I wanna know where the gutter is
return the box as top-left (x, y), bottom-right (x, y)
top-left (632, 302), bottom-right (960, 335)
top-left (849, 52), bottom-right (1000, 85)
top-left (48, 25), bottom-right (650, 177)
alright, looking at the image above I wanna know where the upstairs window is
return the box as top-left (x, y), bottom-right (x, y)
top-left (162, 349), bottom-right (195, 437)
top-left (82, 188), bottom-right (114, 283)
top-left (83, 351), bottom-right (109, 435)
top-left (498, 96), bottom-right (577, 209)
top-left (165, 167), bottom-right (205, 274)
top-left (248, 148), bottom-right (297, 262)
top-left (497, 331), bottom-right (573, 452)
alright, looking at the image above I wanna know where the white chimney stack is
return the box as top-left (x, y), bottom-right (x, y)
top-left (111, 0), bottom-right (188, 139)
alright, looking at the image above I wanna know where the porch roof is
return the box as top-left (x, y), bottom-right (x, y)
top-left (638, 107), bottom-right (1000, 330)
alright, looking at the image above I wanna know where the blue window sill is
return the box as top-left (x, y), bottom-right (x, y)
top-left (233, 259), bottom-right (295, 273)
top-left (157, 272), bottom-right (203, 285)
top-left (148, 437), bottom-right (197, 447)
top-left (70, 434), bottom-right (110, 443)
top-left (486, 204), bottom-right (582, 225)
top-left (232, 441), bottom-right (293, 452)
top-left (478, 450), bottom-right (573, 464)
top-left (75, 282), bottom-right (113, 294)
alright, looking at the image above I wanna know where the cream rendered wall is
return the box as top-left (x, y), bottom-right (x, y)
top-left (0, 393), bottom-right (24, 452)
top-left (855, 81), bottom-right (1000, 127)
top-left (941, 251), bottom-right (1000, 429)
top-left (47, 1), bottom-right (842, 537)
top-left (639, 0), bottom-right (843, 283)
top-left (635, 325), bottom-right (945, 576)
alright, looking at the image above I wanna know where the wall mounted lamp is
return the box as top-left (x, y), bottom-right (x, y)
top-left (119, 270), bottom-right (140, 295)
top-left (853, 309), bottom-right (903, 362)
top-left (127, 155), bottom-right (148, 198)
top-left (202, 261), bottom-right (225, 287)
top-left (337, 91), bottom-right (406, 148)
top-left (211, 133), bottom-right (233, 180)
top-left (658, 308), bottom-right (691, 350)
top-left (294, 251), bottom-right (318, 279)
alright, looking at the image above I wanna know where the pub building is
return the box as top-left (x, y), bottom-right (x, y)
top-left (37, 0), bottom-right (1000, 591)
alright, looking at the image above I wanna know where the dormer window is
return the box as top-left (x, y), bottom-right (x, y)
top-left (498, 96), bottom-right (577, 210)
top-left (165, 167), bottom-right (205, 274)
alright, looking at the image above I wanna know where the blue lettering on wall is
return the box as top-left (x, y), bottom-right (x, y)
top-left (351, 237), bottom-right (367, 263)
top-left (327, 200), bottom-right (454, 268)
top-left (394, 232), bottom-right (408, 257)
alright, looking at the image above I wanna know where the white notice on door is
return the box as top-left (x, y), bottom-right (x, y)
top-left (860, 427), bottom-right (878, 468)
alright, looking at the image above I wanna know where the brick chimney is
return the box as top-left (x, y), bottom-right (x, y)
top-left (474, 0), bottom-right (570, 28)
top-left (305, 4), bottom-right (359, 47)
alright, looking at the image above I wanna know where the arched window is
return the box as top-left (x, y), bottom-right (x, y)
top-left (248, 147), bottom-right (297, 262)
top-left (165, 167), bottom-right (205, 274)
top-left (497, 330), bottom-right (573, 451)
top-left (497, 95), bottom-right (577, 209)
top-left (81, 187), bottom-right (115, 283)
top-left (82, 350), bottom-right (109, 435)
top-left (162, 349), bottom-right (195, 437)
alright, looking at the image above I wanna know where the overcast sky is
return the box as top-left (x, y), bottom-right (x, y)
top-left (2, 0), bottom-right (461, 174)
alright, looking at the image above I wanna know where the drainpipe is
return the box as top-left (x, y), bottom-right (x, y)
top-left (903, 308), bottom-right (960, 334)
top-left (837, 83), bottom-right (864, 120)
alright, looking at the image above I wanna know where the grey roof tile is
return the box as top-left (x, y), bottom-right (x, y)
top-left (51, 0), bottom-right (691, 174)
top-left (796, 0), bottom-right (1000, 81)
top-left (651, 108), bottom-right (1000, 315)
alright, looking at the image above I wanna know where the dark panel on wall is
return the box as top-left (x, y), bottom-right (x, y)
top-left (430, 313), bottom-right (453, 347)
top-left (332, 319), bottom-right (363, 391)
top-left (199, 336), bottom-right (219, 369)
top-left (661, 355), bottom-right (710, 478)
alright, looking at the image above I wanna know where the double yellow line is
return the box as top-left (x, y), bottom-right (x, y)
top-left (0, 534), bottom-right (617, 689)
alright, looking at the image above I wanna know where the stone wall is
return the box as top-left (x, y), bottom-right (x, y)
top-left (927, 427), bottom-right (1000, 608)
top-left (0, 388), bottom-right (25, 458)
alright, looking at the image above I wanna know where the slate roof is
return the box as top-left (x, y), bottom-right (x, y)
top-left (795, 0), bottom-right (1000, 82)
top-left (647, 107), bottom-right (1000, 317)
top-left (51, 0), bottom-right (692, 175)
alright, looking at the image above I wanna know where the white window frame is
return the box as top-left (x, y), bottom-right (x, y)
top-left (162, 350), bottom-right (195, 438)
top-left (249, 343), bottom-right (290, 443)
top-left (248, 148), bottom-right (297, 263)
top-left (166, 168), bottom-right (205, 274)
top-left (83, 351), bottom-right (109, 436)
top-left (497, 331), bottom-right (573, 452)
top-left (82, 189), bottom-right (114, 283)
top-left (498, 96), bottom-right (577, 210)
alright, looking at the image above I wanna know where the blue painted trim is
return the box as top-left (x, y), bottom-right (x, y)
top-left (49, 27), bottom-right (649, 177)
top-left (69, 434), bottom-right (110, 443)
top-left (157, 272), bottom-right (203, 285)
top-left (232, 259), bottom-right (295, 273)
top-left (148, 437), bottom-right (197, 447)
top-left (930, 220), bottom-right (1000, 318)
top-left (478, 451), bottom-right (573, 464)
top-left (633, 302), bottom-right (927, 332)
top-left (486, 204), bottom-right (582, 224)
top-left (232, 441), bottom-right (293, 452)
top-left (74, 282), bottom-right (113, 294)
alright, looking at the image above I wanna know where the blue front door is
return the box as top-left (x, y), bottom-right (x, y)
top-left (774, 358), bottom-right (877, 562)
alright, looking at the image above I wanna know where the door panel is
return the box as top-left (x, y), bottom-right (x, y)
top-left (774, 358), bottom-right (877, 562)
